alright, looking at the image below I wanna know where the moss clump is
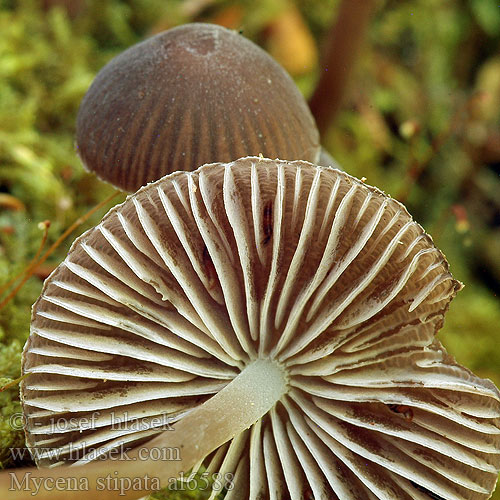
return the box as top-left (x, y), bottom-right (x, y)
top-left (0, 341), bottom-right (31, 469)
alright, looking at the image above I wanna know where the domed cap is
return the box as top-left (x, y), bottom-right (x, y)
top-left (76, 23), bottom-right (320, 192)
top-left (22, 158), bottom-right (500, 498)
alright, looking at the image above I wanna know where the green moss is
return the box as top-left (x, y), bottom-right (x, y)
top-left (0, 341), bottom-right (30, 469)
top-left (1, 0), bottom-right (499, 497)
top-left (440, 283), bottom-right (500, 387)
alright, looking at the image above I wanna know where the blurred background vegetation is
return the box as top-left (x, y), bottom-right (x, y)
top-left (0, 0), bottom-right (499, 497)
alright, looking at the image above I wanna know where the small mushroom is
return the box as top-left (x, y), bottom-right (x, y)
top-left (19, 158), bottom-right (500, 499)
top-left (76, 23), bottom-right (320, 192)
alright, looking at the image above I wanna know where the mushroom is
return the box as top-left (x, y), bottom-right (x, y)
top-left (76, 23), bottom-right (320, 192)
top-left (17, 157), bottom-right (500, 499)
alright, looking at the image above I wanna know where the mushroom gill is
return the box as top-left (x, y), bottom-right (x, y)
top-left (19, 157), bottom-right (500, 499)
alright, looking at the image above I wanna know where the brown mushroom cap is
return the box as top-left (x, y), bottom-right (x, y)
top-left (22, 158), bottom-right (500, 499)
top-left (75, 23), bottom-right (320, 192)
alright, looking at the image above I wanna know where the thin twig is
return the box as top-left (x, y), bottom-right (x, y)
top-left (397, 99), bottom-right (467, 204)
top-left (0, 373), bottom-right (30, 393)
top-left (0, 221), bottom-right (50, 297)
top-left (0, 191), bottom-right (120, 311)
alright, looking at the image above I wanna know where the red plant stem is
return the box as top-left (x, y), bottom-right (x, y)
top-left (396, 103), bottom-right (465, 204)
top-left (0, 374), bottom-right (30, 393)
top-left (0, 191), bottom-right (120, 311)
top-left (397, 128), bottom-right (456, 204)
top-left (309, 0), bottom-right (376, 137)
top-left (0, 221), bottom-right (50, 298)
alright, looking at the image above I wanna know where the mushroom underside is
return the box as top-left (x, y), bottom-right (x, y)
top-left (22, 157), bottom-right (500, 499)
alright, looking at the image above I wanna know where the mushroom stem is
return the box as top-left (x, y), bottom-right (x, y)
top-left (1, 358), bottom-right (288, 500)
top-left (309, 0), bottom-right (376, 136)
top-left (143, 357), bottom-right (289, 467)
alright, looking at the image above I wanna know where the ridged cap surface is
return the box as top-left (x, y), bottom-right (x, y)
top-left (76, 23), bottom-right (320, 192)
